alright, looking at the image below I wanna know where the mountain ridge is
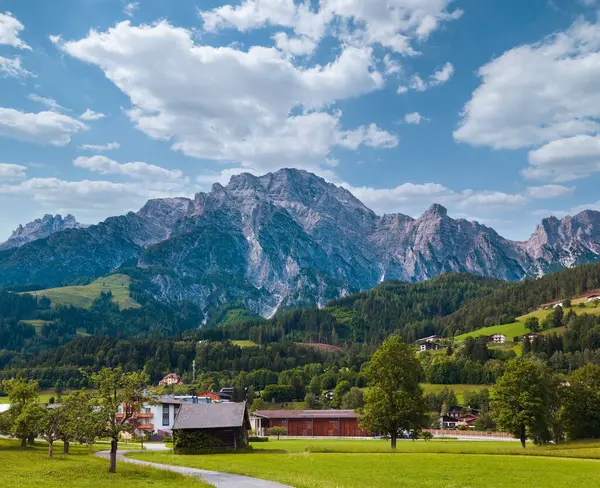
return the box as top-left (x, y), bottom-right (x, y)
top-left (1, 168), bottom-right (599, 316)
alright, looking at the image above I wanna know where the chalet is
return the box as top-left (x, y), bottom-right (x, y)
top-left (418, 342), bottom-right (442, 353)
top-left (587, 294), bottom-right (600, 302)
top-left (457, 413), bottom-right (478, 428)
top-left (159, 373), bottom-right (182, 386)
top-left (172, 402), bottom-right (250, 452)
top-left (440, 407), bottom-right (479, 429)
top-left (439, 415), bottom-right (459, 429)
top-left (414, 335), bottom-right (442, 344)
top-left (489, 334), bottom-right (506, 344)
top-left (553, 302), bottom-right (564, 309)
top-left (252, 410), bottom-right (370, 437)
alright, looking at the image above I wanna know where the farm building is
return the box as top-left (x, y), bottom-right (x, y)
top-left (172, 401), bottom-right (250, 452)
top-left (251, 410), bottom-right (370, 437)
top-left (587, 294), bottom-right (600, 302)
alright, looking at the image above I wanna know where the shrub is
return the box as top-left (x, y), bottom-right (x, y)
top-left (249, 436), bottom-right (269, 442)
top-left (267, 426), bottom-right (288, 439)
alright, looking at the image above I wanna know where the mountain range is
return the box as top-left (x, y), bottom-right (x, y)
top-left (1, 168), bottom-right (600, 317)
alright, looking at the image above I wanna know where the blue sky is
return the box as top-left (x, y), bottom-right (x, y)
top-left (1, 0), bottom-right (600, 241)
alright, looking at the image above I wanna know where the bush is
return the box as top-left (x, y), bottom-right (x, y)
top-left (249, 436), bottom-right (269, 442)
top-left (422, 431), bottom-right (434, 441)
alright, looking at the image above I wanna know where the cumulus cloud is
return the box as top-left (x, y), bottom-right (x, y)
top-left (199, 0), bottom-right (462, 55)
top-left (526, 184), bottom-right (574, 199)
top-left (401, 62), bottom-right (454, 93)
top-left (79, 109), bottom-right (106, 121)
top-left (79, 142), bottom-right (120, 151)
top-left (0, 12), bottom-right (30, 50)
top-left (123, 2), bottom-right (139, 17)
top-left (56, 21), bottom-right (393, 174)
top-left (73, 155), bottom-right (186, 182)
top-left (28, 94), bottom-right (66, 112)
top-left (0, 56), bottom-right (33, 78)
top-left (0, 107), bottom-right (87, 146)
top-left (455, 20), bottom-right (600, 150)
top-left (272, 32), bottom-right (317, 56)
top-left (524, 135), bottom-right (600, 182)
top-left (403, 112), bottom-right (427, 124)
top-left (0, 163), bottom-right (26, 180)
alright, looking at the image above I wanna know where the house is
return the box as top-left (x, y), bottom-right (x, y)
top-left (159, 373), bottom-right (182, 386)
top-left (457, 413), bottom-right (478, 428)
top-left (440, 407), bottom-right (479, 429)
top-left (418, 342), bottom-right (442, 353)
top-left (251, 410), bottom-right (370, 437)
top-left (489, 334), bottom-right (506, 344)
top-left (323, 390), bottom-right (334, 401)
top-left (118, 395), bottom-right (216, 438)
top-left (587, 294), bottom-right (600, 302)
top-left (414, 335), bottom-right (442, 345)
top-left (526, 333), bottom-right (539, 341)
top-left (172, 401), bottom-right (250, 452)
top-left (553, 302), bottom-right (564, 309)
top-left (439, 415), bottom-right (459, 429)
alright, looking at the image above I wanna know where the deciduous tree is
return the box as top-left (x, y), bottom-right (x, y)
top-left (360, 335), bottom-right (427, 449)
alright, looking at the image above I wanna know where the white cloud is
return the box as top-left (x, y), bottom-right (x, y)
top-left (79, 141), bottom-right (120, 151)
top-left (80, 109), bottom-right (106, 121)
top-left (28, 94), bottom-right (66, 112)
top-left (73, 155), bottom-right (186, 182)
top-left (344, 181), bottom-right (527, 216)
top-left (0, 107), bottom-right (87, 146)
top-left (0, 163), bottom-right (26, 180)
top-left (124, 2), bottom-right (139, 17)
top-left (455, 20), bottom-right (600, 150)
top-left (199, 0), bottom-right (462, 55)
top-left (338, 123), bottom-right (398, 149)
top-left (526, 184), bottom-right (574, 199)
top-left (0, 12), bottom-right (30, 50)
top-left (404, 62), bottom-right (454, 93)
top-left (56, 21), bottom-right (392, 174)
top-left (0, 56), bottom-right (33, 78)
top-left (383, 54), bottom-right (401, 76)
top-left (272, 32), bottom-right (317, 56)
top-left (403, 112), bottom-right (427, 124)
top-left (0, 177), bottom-right (190, 223)
top-left (524, 135), bottom-right (600, 182)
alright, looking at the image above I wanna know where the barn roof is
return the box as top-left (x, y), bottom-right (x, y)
top-left (173, 402), bottom-right (249, 430)
top-left (252, 409), bottom-right (360, 420)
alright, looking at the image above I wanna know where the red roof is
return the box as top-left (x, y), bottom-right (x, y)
top-left (253, 409), bottom-right (360, 419)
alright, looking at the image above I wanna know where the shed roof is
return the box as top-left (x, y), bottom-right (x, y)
top-left (253, 409), bottom-right (360, 420)
top-left (173, 401), bottom-right (249, 430)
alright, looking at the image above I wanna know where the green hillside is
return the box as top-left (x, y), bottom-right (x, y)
top-left (25, 274), bottom-right (140, 310)
top-left (455, 296), bottom-right (600, 341)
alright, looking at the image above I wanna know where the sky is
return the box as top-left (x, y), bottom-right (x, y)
top-left (1, 0), bottom-right (600, 242)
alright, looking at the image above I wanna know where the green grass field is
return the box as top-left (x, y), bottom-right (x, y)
top-left (420, 383), bottom-right (489, 402)
top-left (0, 439), bottom-right (210, 488)
top-left (231, 340), bottom-right (258, 348)
top-left (455, 297), bottom-right (600, 341)
top-left (130, 439), bottom-right (600, 488)
top-left (0, 389), bottom-right (86, 404)
top-left (24, 274), bottom-right (140, 310)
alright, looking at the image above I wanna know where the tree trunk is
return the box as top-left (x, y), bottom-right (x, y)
top-left (63, 440), bottom-right (70, 454)
top-left (20, 437), bottom-right (27, 448)
top-left (27, 434), bottom-right (35, 445)
top-left (520, 424), bottom-right (527, 449)
top-left (390, 432), bottom-right (397, 450)
top-left (109, 438), bottom-right (117, 473)
top-left (48, 442), bottom-right (54, 458)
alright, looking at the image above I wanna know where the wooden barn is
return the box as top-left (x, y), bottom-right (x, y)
top-left (172, 401), bottom-right (250, 453)
top-left (251, 410), bottom-right (370, 437)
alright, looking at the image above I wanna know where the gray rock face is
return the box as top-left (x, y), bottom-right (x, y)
top-left (0, 214), bottom-right (84, 250)
top-left (2, 168), bottom-right (600, 316)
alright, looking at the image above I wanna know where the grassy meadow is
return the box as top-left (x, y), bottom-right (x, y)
top-left (420, 383), bottom-right (489, 402)
top-left (0, 439), bottom-right (210, 488)
top-left (23, 274), bottom-right (140, 310)
top-left (130, 438), bottom-right (600, 488)
top-left (455, 296), bottom-right (600, 341)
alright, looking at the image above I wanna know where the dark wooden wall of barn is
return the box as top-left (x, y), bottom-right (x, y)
top-left (266, 418), bottom-right (369, 437)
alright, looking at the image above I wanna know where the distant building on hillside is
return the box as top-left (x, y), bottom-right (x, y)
top-left (414, 335), bottom-right (443, 353)
top-left (587, 294), bottom-right (600, 302)
top-left (489, 334), bottom-right (506, 344)
top-left (159, 373), bottom-right (182, 386)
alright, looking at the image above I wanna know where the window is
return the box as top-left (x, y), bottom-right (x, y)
top-left (162, 405), bottom-right (170, 426)
top-left (145, 408), bottom-right (151, 414)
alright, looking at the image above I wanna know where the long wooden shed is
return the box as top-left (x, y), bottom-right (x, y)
top-left (251, 410), bottom-right (369, 437)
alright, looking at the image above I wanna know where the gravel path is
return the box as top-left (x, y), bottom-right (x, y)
top-left (95, 449), bottom-right (294, 488)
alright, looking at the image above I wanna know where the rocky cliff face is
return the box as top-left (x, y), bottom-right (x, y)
top-left (1, 169), bottom-right (599, 315)
top-left (0, 214), bottom-right (83, 250)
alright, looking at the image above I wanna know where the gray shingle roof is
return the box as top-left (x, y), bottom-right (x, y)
top-left (173, 402), bottom-right (248, 430)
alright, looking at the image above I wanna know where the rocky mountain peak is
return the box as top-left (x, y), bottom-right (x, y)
top-left (422, 203), bottom-right (448, 219)
top-left (0, 214), bottom-right (84, 250)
